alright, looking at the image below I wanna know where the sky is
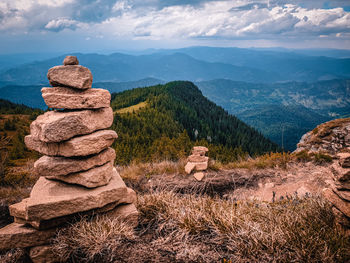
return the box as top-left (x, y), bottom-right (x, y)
top-left (1, 0), bottom-right (350, 54)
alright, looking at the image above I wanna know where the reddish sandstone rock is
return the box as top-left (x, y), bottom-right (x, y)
top-left (34, 147), bottom-right (116, 177)
top-left (25, 130), bottom-right (118, 157)
top-left (29, 107), bottom-right (113, 143)
top-left (0, 223), bottom-right (56, 250)
top-left (47, 65), bottom-right (92, 90)
top-left (45, 161), bottom-right (113, 188)
top-left (10, 169), bottom-right (128, 221)
top-left (63, 55), bottom-right (79, 66)
top-left (42, 87), bottom-right (111, 109)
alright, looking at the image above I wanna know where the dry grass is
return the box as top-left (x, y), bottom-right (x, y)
top-left (118, 159), bottom-right (186, 189)
top-left (212, 152), bottom-right (291, 170)
top-left (52, 191), bottom-right (350, 263)
top-left (0, 248), bottom-right (28, 263)
top-left (52, 215), bottom-right (136, 262)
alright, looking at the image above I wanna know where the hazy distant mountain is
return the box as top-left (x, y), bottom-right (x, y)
top-left (2, 47), bottom-right (350, 86)
top-left (172, 47), bottom-right (350, 82)
top-left (0, 52), bottom-right (280, 85)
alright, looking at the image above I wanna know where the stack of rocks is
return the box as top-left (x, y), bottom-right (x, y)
top-left (185, 146), bottom-right (209, 181)
top-left (323, 152), bottom-right (350, 233)
top-left (0, 56), bottom-right (138, 262)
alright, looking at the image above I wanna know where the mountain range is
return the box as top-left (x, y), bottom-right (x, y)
top-left (0, 46), bottom-right (349, 151)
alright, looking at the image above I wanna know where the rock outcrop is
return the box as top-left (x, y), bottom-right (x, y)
top-left (295, 118), bottom-right (350, 233)
top-left (0, 56), bottom-right (138, 262)
top-left (185, 146), bottom-right (209, 181)
top-left (296, 118), bottom-right (350, 156)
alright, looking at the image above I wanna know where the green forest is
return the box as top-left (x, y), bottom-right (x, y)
top-left (111, 81), bottom-right (279, 164)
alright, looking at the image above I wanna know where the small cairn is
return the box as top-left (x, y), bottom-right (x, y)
top-left (0, 56), bottom-right (138, 262)
top-left (185, 146), bottom-right (209, 181)
top-left (323, 152), bottom-right (350, 233)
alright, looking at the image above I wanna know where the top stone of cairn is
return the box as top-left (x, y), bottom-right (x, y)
top-left (47, 56), bottom-right (92, 90)
top-left (63, 56), bottom-right (79, 66)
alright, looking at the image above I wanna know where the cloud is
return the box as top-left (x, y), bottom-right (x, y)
top-left (0, 0), bottom-right (350, 49)
top-left (45, 18), bottom-right (81, 32)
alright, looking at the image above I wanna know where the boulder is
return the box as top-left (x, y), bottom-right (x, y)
top-left (0, 223), bottom-right (56, 250)
top-left (34, 147), bottom-right (116, 177)
top-left (63, 56), bottom-right (79, 66)
top-left (25, 130), bottom-right (118, 157)
top-left (30, 107), bottom-right (113, 143)
top-left (193, 172), bottom-right (205, 181)
top-left (42, 87), bottom-right (111, 109)
top-left (188, 155), bottom-right (209, 163)
top-left (45, 161), bottom-right (113, 188)
top-left (10, 169), bottom-right (128, 221)
top-left (323, 188), bottom-right (350, 218)
top-left (29, 245), bottom-right (57, 263)
top-left (185, 162), bottom-right (196, 174)
top-left (47, 65), bottom-right (92, 90)
top-left (14, 187), bottom-right (137, 230)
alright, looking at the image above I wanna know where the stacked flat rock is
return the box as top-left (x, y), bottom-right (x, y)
top-left (323, 152), bottom-right (350, 232)
top-left (0, 56), bottom-right (138, 262)
top-left (185, 146), bottom-right (209, 181)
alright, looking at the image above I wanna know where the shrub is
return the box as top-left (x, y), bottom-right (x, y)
top-left (312, 152), bottom-right (333, 164)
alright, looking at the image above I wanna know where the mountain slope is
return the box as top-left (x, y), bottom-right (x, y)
top-left (196, 79), bottom-right (350, 150)
top-left (111, 81), bottom-right (278, 164)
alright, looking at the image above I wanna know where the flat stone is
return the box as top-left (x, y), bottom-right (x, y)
top-left (105, 203), bottom-right (139, 228)
top-left (185, 162), bottom-right (195, 174)
top-left (194, 161), bottom-right (208, 171)
top-left (14, 187), bottom-right (137, 230)
top-left (47, 65), bottom-right (92, 90)
top-left (29, 107), bottom-right (113, 143)
top-left (193, 146), bottom-right (208, 152)
top-left (0, 223), bottom-right (56, 250)
top-left (45, 161), bottom-right (113, 188)
top-left (63, 55), bottom-right (79, 66)
top-left (25, 130), bottom-right (118, 157)
top-left (188, 155), bottom-right (209, 163)
top-left (192, 146), bottom-right (208, 156)
top-left (323, 188), bottom-right (350, 218)
top-left (30, 245), bottom-right (57, 263)
top-left (34, 147), bottom-right (116, 177)
top-left (193, 172), bottom-right (205, 181)
top-left (338, 152), bottom-right (350, 168)
top-left (42, 87), bottom-right (111, 109)
top-left (10, 169), bottom-right (128, 221)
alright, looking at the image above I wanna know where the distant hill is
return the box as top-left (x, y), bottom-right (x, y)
top-left (236, 105), bottom-right (328, 151)
top-left (196, 79), bottom-right (350, 150)
top-left (111, 81), bottom-right (278, 164)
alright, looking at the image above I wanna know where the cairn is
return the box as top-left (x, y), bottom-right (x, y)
top-left (323, 152), bottom-right (350, 233)
top-left (185, 146), bottom-right (209, 181)
top-left (0, 56), bottom-right (138, 262)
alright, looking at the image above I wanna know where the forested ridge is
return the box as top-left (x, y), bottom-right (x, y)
top-left (111, 81), bottom-right (279, 164)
